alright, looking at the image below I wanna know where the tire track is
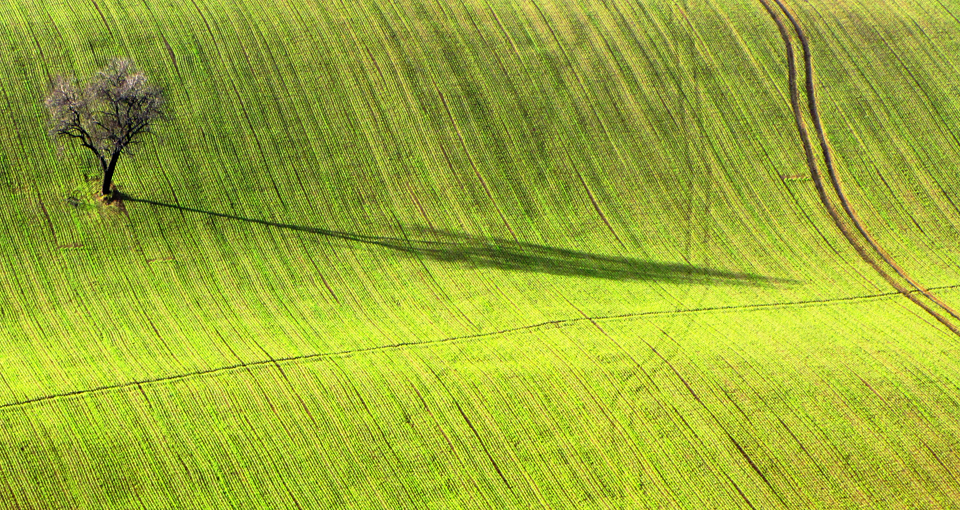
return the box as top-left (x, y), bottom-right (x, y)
top-left (759, 0), bottom-right (960, 336)
top-left (770, 0), bottom-right (960, 325)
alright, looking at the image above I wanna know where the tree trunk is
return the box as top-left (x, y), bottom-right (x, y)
top-left (101, 152), bottom-right (121, 196)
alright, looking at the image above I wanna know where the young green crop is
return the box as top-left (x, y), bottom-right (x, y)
top-left (1, 0), bottom-right (959, 508)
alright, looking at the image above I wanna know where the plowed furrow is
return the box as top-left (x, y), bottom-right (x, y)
top-left (760, 0), bottom-right (960, 336)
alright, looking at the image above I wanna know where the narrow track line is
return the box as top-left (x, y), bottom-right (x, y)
top-left (86, 0), bottom-right (114, 37)
top-left (401, 378), bottom-right (489, 508)
top-left (3, 284), bottom-right (957, 412)
top-left (436, 86), bottom-right (519, 242)
top-left (330, 361), bottom-right (420, 506)
top-left (759, 0), bottom-right (960, 336)
top-left (412, 336), bottom-right (550, 504)
top-left (510, 312), bottom-right (652, 495)
top-left (573, 166), bottom-right (627, 249)
top-left (417, 357), bottom-right (516, 501)
top-left (187, 0), bottom-right (286, 208)
top-left (35, 193), bottom-right (60, 247)
top-left (643, 330), bottom-right (790, 506)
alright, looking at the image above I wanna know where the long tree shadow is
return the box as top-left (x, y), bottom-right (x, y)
top-left (117, 192), bottom-right (795, 285)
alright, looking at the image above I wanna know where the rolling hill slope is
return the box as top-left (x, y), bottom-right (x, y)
top-left (1, 0), bottom-right (960, 507)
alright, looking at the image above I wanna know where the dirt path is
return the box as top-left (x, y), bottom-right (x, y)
top-left (759, 0), bottom-right (960, 336)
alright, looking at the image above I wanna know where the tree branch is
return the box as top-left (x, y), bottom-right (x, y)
top-left (45, 58), bottom-right (166, 190)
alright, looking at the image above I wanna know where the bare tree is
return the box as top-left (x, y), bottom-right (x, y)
top-left (46, 59), bottom-right (166, 199)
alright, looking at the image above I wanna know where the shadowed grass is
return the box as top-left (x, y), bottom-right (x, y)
top-left (117, 192), bottom-right (795, 285)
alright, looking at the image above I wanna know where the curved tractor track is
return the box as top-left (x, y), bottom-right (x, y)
top-left (759, 0), bottom-right (960, 336)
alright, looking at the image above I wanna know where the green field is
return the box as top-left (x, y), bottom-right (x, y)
top-left (2, 0), bottom-right (960, 507)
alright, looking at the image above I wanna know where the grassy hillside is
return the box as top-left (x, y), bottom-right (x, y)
top-left (1, 0), bottom-right (960, 507)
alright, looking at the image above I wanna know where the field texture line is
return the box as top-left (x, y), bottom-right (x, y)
top-left (2, 284), bottom-right (957, 412)
top-left (760, 0), bottom-right (960, 336)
